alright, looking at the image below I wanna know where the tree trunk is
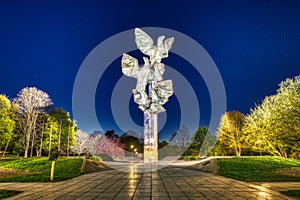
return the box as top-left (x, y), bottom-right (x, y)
top-left (24, 130), bottom-right (31, 158)
top-left (24, 118), bottom-right (32, 158)
top-left (236, 149), bottom-right (241, 156)
top-left (24, 113), bottom-right (37, 158)
top-left (30, 121), bottom-right (36, 157)
top-left (40, 131), bottom-right (43, 157)
top-left (58, 120), bottom-right (62, 151)
top-left (39, 120), bottom-right (45, 157)
top-left (2, 138), bottom-right (11, 157)
top-left (48, 124), bottom-right (52, 157)
top-left (67, 122), bottom-right (70, 157)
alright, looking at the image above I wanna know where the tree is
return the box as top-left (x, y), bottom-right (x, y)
top-left (13, 87), bottom-right (53, 158)
top-left (72, 129), bottom-right (125, 157)
top-left (105, 130), bottom-right (119, 139)
top-left (43, 108), bottom-right (76, 156)
top-left (217, 111), bottom-right (245, 156)
top-left (183, 126), bottom-right (218, 156)
top-left (87, 131), bottom-right (104, 154)
top-left (184, 126), bottom-right (208, 156)
top-left (0, 95), bottom-right (16, 156)
top-left (120, 130), bottom-right (143, 155)
top-left (158, 140), bottom-right (168, 149)
top-left (72, 129), bottom-right (90, 155)
top-left (34, 113), bottom-right (48, 157)
top-left (244, 76), bottom-right (300, 158)
top-left (94, 136), bottom-right (125, 157)
top-left (192, 126), bottom-right (208, 146)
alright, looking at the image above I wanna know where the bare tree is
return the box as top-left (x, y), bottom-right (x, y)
top-left (169, 124), bottom-right (191, 155)
top-left (13, 87), bottom-right (52, 158)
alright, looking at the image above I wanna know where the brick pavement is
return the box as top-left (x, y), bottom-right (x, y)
top-left (0, 165), bottom-right (298, 200)
top-left (253, 182), bottom-right (300, 192)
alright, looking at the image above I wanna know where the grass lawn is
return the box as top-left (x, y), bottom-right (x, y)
top-left (218, 156), bottom-right (300, 182)
top-left (281, 190), bottom-right (300, 198)
top-left (0, 190), bottom-right (22, 198)
top-left (0, 157), bottom-right (83, 182)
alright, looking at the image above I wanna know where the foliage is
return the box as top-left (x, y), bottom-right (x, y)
top-left (94, 137), bottom-right (125, 157)
top-left (158, 140), bottom-right (168, 149)
top-left (192, 126), bottom-right (208, 145)
top-left (281, 190), bottom-right (300, 198)
top-left (244, 76), bottom-right (300, 158)
top-left (105, 130), bottom-right (118, 139)
top-left (218, 156), bottom-right (300, 182)
top-left (120, 130), bottom-right (143, 155)
top-left (184, 126), bottom-right (218, 156)
top-left (88, 155), bottom-right (103, 162)
top-left (72, 130), bottom-right (125, 158)
top-left (0, 190), bottom-right (22, 198)
top-left (217, 111), bottom-right (245, 156)
top-left (0, 157), bottom-right (83, 182)
top-left (0, 88), bottom-right (77, 158)
top-left (184, 127), bottom-right (207, 156)
top-left (43, 108), bottom-right (76, 156)
top-left (13, 87), bottom-right (53, 158)
top-left (209, 141), bottom-right (227, 156)
top-left (181, 155), bottom-right (198, 161)
top-left (0, 95), bottom-right (16, 156)
top-left (72, 129), bottom-right (90, 155)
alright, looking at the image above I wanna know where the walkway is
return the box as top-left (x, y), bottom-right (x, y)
top-left (0, 164), bottom-right (297, 200)
top-left (253, 182), bottom-right (300, 192)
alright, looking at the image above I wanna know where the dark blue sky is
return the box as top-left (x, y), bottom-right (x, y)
top-left (0, 0), bottom-right (300, 140)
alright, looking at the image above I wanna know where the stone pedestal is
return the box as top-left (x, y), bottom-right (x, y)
top-left (144, 112), bottom-right (158, 162)
top-left (144, 81), bottom-right (158, 162)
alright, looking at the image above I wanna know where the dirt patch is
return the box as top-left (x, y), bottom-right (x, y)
top-left (275, 168), bottom-right (300, 177)
top-left (0, 168), bottom-right (31, 179)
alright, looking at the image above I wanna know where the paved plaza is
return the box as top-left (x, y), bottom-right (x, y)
top-left (0, 163), bottom-right (299, 200)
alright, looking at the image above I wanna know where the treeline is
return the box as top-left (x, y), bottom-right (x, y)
top-left (214, 75), bottom-right (300, 158)
top-left (1, 75), bottom-right (298, 159)
top-left (0, 87), bottom-right (76, 158)
top-left (72, 129), bottom-right (125, 157)
top-left (72, 75), bottom-right (300, 159)
top-left (154, 75), bottom-right (300, 159)
top-left (72, 129), bottom-right (146, 158)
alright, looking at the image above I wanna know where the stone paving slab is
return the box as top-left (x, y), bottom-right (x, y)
top-left (0, 166), bottom-right (298, 200)
top-left (253, 182), bottom-right (300, 192)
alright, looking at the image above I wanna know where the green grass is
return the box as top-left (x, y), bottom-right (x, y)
top-left (0, 190), bottom-right (22, 198)
top-left (0, 157), bottom-right (83, 182)
top-left (181, 156), bottom-right (199, 161)
top-left (218, 156), bottom-right (300, 182)
top-left (281, 190), bottom-right (300, 197)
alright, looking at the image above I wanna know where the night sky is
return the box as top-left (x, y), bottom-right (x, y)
top-left (0, 0), bottom-right (300, 140)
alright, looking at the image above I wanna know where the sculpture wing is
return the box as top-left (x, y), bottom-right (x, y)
top-left (121, 54), bottom-right (139, 78)
top-left (164, 37), bottom-right (174, 51)
top-left (154, 80), bottom-right (173, 105)
top-left (135, 28), bottom-right (153, 56)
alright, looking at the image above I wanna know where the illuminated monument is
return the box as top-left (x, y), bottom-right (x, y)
top-left (121, 28), bottom-right (174, 162)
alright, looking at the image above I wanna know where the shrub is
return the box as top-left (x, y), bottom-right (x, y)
top-left (291, 152), bottom-right (300, 160)
top-left (89, 155), bottom-right (103, 162)
top-left (181, 156), bottom-right (198, 161)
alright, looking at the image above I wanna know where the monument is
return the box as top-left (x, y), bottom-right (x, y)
top-left (121, 28), bottom-right (174, 162)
